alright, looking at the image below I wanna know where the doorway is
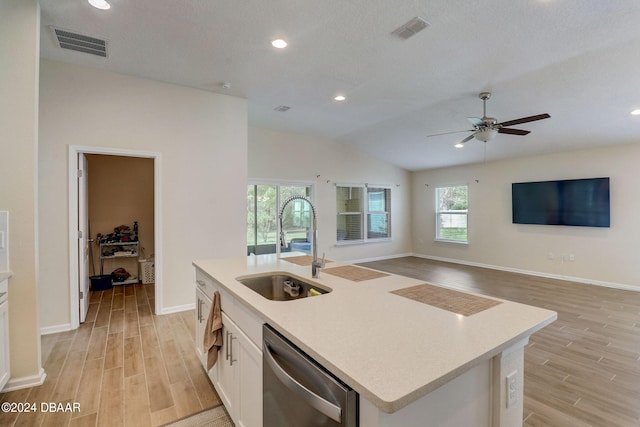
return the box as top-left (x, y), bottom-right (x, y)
top-left (68, 145), bottom-right (163, 330)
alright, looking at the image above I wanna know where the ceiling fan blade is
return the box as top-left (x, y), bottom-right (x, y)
top-left (426, 129), bottom-right (475, 138)
top-left (467, 117), bottom-right (483, 127)
top-left (498, 113), bottom-right (550, 127)
top-left (498, 127), bottom-right (530, 136)
top-left (456, 133), bottom-right (476, 145)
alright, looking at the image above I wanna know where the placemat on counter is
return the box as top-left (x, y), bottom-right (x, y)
top-left (391, 283), bottom-right (502, 316)
top-left (280, 255), bottom-right (333, 266)
top-left (322, 265), bottom-right (390, 281)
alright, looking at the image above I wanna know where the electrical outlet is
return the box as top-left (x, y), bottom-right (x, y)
top-left (569, 253), bottom-right (575, 262)
top-left (506, 371), bottom-right (518, 408)
top-left (547, 252), bottom-right (555, 260)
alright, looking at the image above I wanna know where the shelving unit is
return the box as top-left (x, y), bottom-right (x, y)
top-left (100, 241), bottom-right (139, 285)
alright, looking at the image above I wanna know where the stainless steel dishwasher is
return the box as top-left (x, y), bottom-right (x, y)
top-left (263, 324), bottom-right (358, 426)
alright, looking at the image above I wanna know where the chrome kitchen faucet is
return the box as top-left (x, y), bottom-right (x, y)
top-left (279, 196), bottom-right (325, 278)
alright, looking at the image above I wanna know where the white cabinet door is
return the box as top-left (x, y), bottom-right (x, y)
top-left (194, 267), bottom-right (263, 426)
top-left (195, 288), bottom-right (211, 368)
top-left (0, 297), bottom-right (9, 391)
top-left (237, 329), bottom-right (263, 427)
top-left (216, 312), bottom-right (238, 418)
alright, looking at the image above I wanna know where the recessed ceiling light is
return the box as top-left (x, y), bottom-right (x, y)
top-left (454, 143), bottom-right (465, 149)
top-left (334, 95), bottom-right (346, 102)
top-left (631, 109), bottom-right (640, 115)
top-left (88, 0), bottom-right (111, 10)
top-left (271, 39), bottom-right (288, 49)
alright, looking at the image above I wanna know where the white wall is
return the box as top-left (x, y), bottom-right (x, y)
top-left (412, 143), bottom-right (640, 289)
top-left (249, 127), bottom-right (412, 262)
top-left (0, 0), bottom-right (42, 387)
top-left (39, 60), bottom-right (247, 329)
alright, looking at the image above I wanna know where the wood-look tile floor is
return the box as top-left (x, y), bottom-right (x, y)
top-left (359, 257), bottom-right (640, 427)
top-left (0, 283), bottom-right (220, 427)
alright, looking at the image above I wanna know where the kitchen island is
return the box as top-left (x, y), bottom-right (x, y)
top-left (194, 253), bottom-right (556, 427)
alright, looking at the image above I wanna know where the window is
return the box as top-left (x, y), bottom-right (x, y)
top-left (336, 185), bottom-right (391, 243)
top-left (435, 185), bottom-right (468, 243)
top-left (367, 187), bottom-right (391, 239)
top-left (247, 183), bottom-right (312, 255)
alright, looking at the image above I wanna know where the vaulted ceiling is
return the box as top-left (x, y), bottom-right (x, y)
top-left (39, 0), bottom-right (640, 170)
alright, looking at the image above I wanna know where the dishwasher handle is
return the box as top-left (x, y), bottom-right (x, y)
top-left (264, 343), bottom-right (342, 423)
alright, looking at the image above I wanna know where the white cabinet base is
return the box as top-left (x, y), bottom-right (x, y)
top-left (360, 340), bottom-right (528, 427)
top-left (195, 268), bottom-right (262, 427)
top-left (360, 360), bottom-right (491, 427)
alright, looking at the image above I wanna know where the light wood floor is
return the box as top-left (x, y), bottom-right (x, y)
top-left (0, 283), bottom-right (220, 427)
top-left (359, 257), bottom-right (640, 427)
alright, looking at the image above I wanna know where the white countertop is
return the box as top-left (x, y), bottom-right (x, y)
top-left (193, 254), bottom-right (556, 413)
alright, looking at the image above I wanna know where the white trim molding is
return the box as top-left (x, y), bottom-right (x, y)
top-left (160, 303), bottom-right (195, 315)
top-left (2, 368), bottom-right (46, 393)
top-left (350, 252), bottom-right (639, 292)
top-left (412, 253), bottom-right (640, 292)
top-left (67, 145), bottom-right (163, 331)
top-left (40, 323), bottom-right (72, 335)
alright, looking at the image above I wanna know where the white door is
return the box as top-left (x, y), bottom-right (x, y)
top-left (78, 153), bottom-right (90, 323)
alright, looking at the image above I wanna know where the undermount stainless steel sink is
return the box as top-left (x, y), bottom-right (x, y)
top-left (236, 274), bottom-right (330, 301)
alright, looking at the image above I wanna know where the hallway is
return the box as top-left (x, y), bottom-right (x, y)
top-left (0, 283), bottom-right (219, 426)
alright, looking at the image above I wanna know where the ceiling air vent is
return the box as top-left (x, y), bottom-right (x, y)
top-left (50, 27), bottom-right (108, 57)
top-left (391, 17), bottom-right (430, 39)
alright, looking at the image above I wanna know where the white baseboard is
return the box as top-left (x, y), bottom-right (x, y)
top-left (347, 252), bottom-right (414, 264)
top-left (40, 323), bottom-right (72, 335)
top-left (410, 253), bottom-right (640, 292)
top-left (2, 368), bottom-right (46, 392)
top-left (159, 303), bottom-right (195, 315)
top-left (350, 252), bottom-right (638, 292)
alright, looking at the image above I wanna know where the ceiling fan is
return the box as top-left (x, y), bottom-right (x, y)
top-left (428, 92), bottom-right (550, 147)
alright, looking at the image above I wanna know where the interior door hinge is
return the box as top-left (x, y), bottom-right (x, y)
top-left (79, 291), bottom-right (84, 300)
top-left (77, 169), bottom-right (84, 178)
top-left (78, 230), bottom-right (83, 239)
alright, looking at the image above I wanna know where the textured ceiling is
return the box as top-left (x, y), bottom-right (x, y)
top-left (39, 0), bottom-right (640, 171)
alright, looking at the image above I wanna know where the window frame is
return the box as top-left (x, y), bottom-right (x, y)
top-left (246, 179), bottom-right (315, 255)
top-left (434, 184), bottom-right (469, 244)
top-left (336, 183), bottom-right (392, 245)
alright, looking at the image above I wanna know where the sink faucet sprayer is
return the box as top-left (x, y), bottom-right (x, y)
top-left (279, 196), bottom-right (325, 278)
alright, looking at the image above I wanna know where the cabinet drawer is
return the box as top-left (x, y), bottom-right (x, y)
top-left (233, 302), bottom-right (263, 349)
top-left (193, 267), bottom-right (263, 348)
top-left (195, 268), bottom-right (235, 315)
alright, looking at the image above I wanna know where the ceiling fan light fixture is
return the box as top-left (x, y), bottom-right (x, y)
top-left (631, 109), bottom-right (640, 116)
top-left (88, 0), bottom-right (111, 10)
top-left (454, 143), bottom-right (465, 148)
top-left (474, 128), bottom-right (498, 142)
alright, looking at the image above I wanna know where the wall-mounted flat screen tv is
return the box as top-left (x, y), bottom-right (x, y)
top-left (512, 177), bottom-right (610, 227)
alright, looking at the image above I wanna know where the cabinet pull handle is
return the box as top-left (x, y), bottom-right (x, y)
top-left (198, 299), bottom-right (204, 322)
top-left (225, 330), bottom-right (230, 361)
top-left (229, 334), bottom-right (237, 366)
top-left (196, 279), bottom-right (206, 287)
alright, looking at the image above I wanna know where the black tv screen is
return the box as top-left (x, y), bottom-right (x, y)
top-left (512, 177), bottom-right (610, 227)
